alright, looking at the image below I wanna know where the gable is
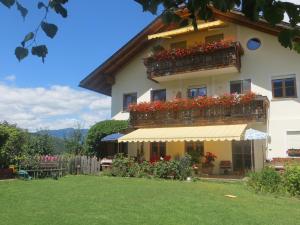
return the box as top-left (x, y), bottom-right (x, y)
top-left (79, 9), bottom-right (296, 96)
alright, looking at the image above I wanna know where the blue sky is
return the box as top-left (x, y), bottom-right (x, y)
top-left (0, 0), bottom-right (156, 130)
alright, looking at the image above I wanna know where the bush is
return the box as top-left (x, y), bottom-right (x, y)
top-left (110, 154), bottom-right (192, 180)
top-left (247, 167), bottom-right (282, 193)
top-left (283, 165), bottom-right (300, 196)
top-left (178, 154), bottom-right (192, 180)
top-left (111, 154), bottom-right (135, 177)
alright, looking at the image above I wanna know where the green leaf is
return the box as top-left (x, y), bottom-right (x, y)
top-left (31, 45), bottom-right (48, 63)
top-left (0, 0), bottom-right (15, 8)
top-left (21, 32), bottom-right (34, 47)
top-left (263, 3), bottom-right (284, 26)
top-left (37, 1), bottom-right (46, 9)
top-left (293, 42), bottom-right (300, 54)
top-left (49, 1), bottom-right (67, 18)
top-left (41, 22), bottom-right (58, 38)
top-left (15, 46), bottom-right (28, 61)
top-left (16, 1), bottom-right (28, 19)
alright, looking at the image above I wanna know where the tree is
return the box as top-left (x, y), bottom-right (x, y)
top-left (24, 131), bottom-right (55, 156)
top-left (85, 120), bottom-right (129, 157)
top-left (0, 0), bottom-right (68, 62)
top-left (0, 121), bottom-right (27, 168)
top-left (135, 0), bottom-right (300, 53)
top-left (63, 124), bottom-right (86, 155)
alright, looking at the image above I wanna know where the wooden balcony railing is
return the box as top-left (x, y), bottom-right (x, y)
top-left (130, 96), bottom-right (269, 128)
top-left (144, 42), bottom-right (243, 79)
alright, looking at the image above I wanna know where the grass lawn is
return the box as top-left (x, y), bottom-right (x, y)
top-left (0, 176), bottom-right (299, 225)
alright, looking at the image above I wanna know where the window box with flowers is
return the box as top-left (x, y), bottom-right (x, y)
top-left (129, 93), bottom-right (269, 128)
top-left (144, 40), bottom-right (243, 78)
top-left (287, 149), bottom-right (300, 157)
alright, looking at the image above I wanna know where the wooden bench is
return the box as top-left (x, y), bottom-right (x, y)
top-left (219, 161), bottom-right (232, 175)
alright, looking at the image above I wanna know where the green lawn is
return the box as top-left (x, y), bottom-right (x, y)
top-left (0, 176), bottom-right (299, 225)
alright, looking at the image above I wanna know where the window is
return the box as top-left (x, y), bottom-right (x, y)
top-left (286, 131), bottom-right (300, 150)
top-left (185, 141), bottom-right (204, 164)
top-left (272, 77), bottom-right (297, 98)
top-left (151, 89), bottom-right (166, 102)
top-left (123, 93), bottom-right (137, 111)
top-left (187, 86), bottom-right (207, 98)
top-left (205, 34), bottom-right (224, 43)
top-left (170, 41), bottom-right (187, 49)
top-left (247, 38), bottom-right (261, 50)
top-left (230, 79), bottom-right (251, 94)
top-left (150, 142), bottom-right (166, 159)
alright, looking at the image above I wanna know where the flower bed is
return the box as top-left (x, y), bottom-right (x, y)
top-left (129, 92), bottom-right (256, 113)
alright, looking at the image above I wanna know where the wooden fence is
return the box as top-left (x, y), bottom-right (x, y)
top-left (66, 156), bottom-right (101, 175)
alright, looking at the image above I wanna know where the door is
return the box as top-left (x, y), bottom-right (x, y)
top-left (232, 141), bottom-right (253, 173)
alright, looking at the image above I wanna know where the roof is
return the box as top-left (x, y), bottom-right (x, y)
top-left (118, 124), bottom-right (247, 142)
top-left (79, 9), bottom-right (298, 96)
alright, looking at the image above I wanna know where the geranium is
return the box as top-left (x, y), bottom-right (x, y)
top-left (203, 152), bottom-right (217, 167)
top-left (145, 40), bottom-right (236, 63)
top-left (129, 93), bottom-right (257, 113)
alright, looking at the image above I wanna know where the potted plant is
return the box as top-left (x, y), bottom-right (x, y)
top-left (202, 152), bottom-right (217, 175)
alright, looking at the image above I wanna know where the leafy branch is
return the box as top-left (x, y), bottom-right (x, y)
top-left (135, 0), bottom-right (300, 53)
top-left (0, 0), bottom-right (68, 62)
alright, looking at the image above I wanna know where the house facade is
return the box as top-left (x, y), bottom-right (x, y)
top-left (80, 9), bottom-right (300, 174)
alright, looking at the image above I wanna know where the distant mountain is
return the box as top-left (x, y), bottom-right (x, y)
top-left (37, 128), bottom-right (89, 139)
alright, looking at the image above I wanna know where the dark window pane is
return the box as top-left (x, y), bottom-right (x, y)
top-left (285, 78), bottom-right (295, 88)
top-left (151, 89), bottom-right (166, 102)
top-left (273, 87), bottom-right (283, 97)
top-left (230, 81), bottom-right (242, 94)
top-left (247, 38), bottom-right (261, 50)
top-left (286, 87), bottom-right (295, 97)
top-left (123, 93), bottom-right (137, 110)
top-left (188, 87), bottom-right (207, 98)
top-left (273, 79), bottom-right (283, 88)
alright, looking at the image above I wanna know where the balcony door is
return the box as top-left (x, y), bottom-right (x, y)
top-left (232, 140), bottom-right (253, 173)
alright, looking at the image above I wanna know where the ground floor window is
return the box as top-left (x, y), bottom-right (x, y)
top-left (185, 141), bottom-right (204, 164)
top-left (150, 142), bottom-right (166, 161)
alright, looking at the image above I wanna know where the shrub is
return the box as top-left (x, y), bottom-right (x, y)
top-left (111, 154), bottom-right (135, 177)
top-left (178, 154), bottom-right (192, 180)
top-left (110, 154), bottom-right (192, 180)
top-left (283, 165), bottom-right (300, 196)
top-left (247, 167), bottom-right (282, 193)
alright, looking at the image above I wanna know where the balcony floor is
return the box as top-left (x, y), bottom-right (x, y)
top-left (152, 66), bottom-right (239, 82)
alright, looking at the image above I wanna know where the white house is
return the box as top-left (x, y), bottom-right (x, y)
top-left (80, 9), bottom-right (300, 174)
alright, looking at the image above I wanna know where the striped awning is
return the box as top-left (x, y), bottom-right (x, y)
top-left (118, 124), bottom-right (247, 143)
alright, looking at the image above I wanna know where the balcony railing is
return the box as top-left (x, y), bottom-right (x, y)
top-left (144, 42), bottom-right (243, 80)
top-left (130, 95), bottom-right (269, 128)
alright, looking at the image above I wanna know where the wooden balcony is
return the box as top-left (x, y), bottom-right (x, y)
top-left (130, 95), bottom-right (269, 128)
top-left (144, 42), bottom-right (243, 82)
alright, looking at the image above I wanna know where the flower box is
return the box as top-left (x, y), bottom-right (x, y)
top-left (287, 149), bottom-right (300, 157)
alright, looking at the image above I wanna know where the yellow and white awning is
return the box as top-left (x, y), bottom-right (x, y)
top-left (118, 124), bottom-right (247, 143)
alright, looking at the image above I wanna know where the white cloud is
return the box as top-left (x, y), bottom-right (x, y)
top-left (4, 75), bottom-right (16, 82)
top-left (0, 84), bottom-right (111, 131)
